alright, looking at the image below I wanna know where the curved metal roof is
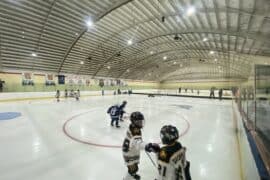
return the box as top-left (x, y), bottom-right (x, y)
top-left (0, 0), bottom-right (269, 81)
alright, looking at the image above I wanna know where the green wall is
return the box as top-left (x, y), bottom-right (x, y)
top-left (0, 72), bottom-right (159, 92)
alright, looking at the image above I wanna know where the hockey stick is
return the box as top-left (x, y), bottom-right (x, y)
top-left (145, 152), bottom-right (157, 168)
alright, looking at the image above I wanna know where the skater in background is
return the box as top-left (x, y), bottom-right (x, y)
top-left (0, 79), bottom-right (5, 92)
top-left (55, 89), bottom-right (60, 102)
top-left (147, 125), bottom-right (192, 180)
top-left (197, 90), bottom-right (200, 96)
top-left (218, 89), bottom-right (223, 101)
top-left (118, 88), bottom-right (121, 94)
top-left (178, 87), bottom-right (181, 94)
top-left (210, 87), bottom-right (215, 98)
top-left (75, 92), bottom-right (79, 101)
top-left (77, 89), bottom-right (80, 98)
top-left (122, 111), bottom-right (159, 180)
top-left (64, 89), bottom-right (68, 99)
top-left (107, 104), bottom-right (121, 128)
top-left (70, 89), bottom-right (74, 97)
top-left (119, 100), bottom-right (127, 121)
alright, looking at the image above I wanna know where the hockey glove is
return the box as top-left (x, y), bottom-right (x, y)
top-left (145, 143), bottom-right (160, 153)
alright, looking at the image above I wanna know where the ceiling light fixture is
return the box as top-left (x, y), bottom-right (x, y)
top-left (186, 6), bottom-right (196, 16)
top-left (174, 34), bottom-right (182, 41)
top-left (116, 52), bottom-right (121, 57)
top-left (107, 66), bottom-right (111, 69)
top-left (150, 51), bottom-right (154, 54)
top-left (209, 51), bottom-right (214, 54)
top-left (32, 53), bottom-right (37, 57)
top-left (163, 56), bottom-right (167, 60)
top-left (80, 61), bottom-right (84, 65)
top-left (127, 39), bottom-right (133, 45)
top-left (161, 16), bottom-right (165, 22)
top-left (86, 19), bottom-right (93, 28)
top-left (214, 58), bottom-right (217, 62)
top-left (203, 37), bottom-right (208, 42)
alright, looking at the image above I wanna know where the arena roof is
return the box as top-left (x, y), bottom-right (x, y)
top-left (0, 0), bottom-right (269, 81)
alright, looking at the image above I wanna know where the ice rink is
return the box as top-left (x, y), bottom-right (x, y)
top-left (0, 95), bottom-right (242, 180)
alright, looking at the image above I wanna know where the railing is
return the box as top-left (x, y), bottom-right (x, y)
top-left (236, 90), bottom-right (270, 180)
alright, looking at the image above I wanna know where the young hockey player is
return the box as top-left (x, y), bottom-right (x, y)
top-left (107, 104), bottom-right (121, 128)
top-left (147, 125), bottom-right (192, 180)
top-left (55, 90), bottom-right (60, 102)
top-left (119, 100), bottom-right (127, 121)
top-left (122, 111), bottom-right (159, 180)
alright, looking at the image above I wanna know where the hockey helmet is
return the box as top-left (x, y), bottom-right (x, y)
top-left (123, 100), bottom-right (127, 104)
top-left (130, 111), bottom-right (145, 128)
top-left (160, 125), bottom-right (179, 144)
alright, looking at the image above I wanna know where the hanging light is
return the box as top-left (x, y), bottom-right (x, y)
top-left (86, 18), bottom-right (93, 28)
top-left (186, 6), bottom-right (196, 16)
top-left (127, 39), bottom-right (133, 45)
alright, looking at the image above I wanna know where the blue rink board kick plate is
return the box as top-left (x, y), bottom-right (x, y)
top-left (0, 112), bottom-right (22, 121)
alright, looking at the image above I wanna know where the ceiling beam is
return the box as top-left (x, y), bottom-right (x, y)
top-left (57, 0), bottom-right (133, 74)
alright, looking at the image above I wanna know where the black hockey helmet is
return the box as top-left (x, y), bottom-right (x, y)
top-left (130, 111), bottom-right (144, 128)
top-left (123, 100), bottom-right (127, 104)
top-left (160, 125), bottom-right (179, 145)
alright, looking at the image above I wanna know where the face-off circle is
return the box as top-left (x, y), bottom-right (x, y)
top-left (63, 106), bottom-right (190, 148)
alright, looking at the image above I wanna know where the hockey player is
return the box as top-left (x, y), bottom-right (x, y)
top-left (64, 89), bottom-right (68, 99)
top-left (119, 100), bottom-right (127, 121)
top-left (147, 125), bottom-right (192, 180)
top-left (55, 90), bottom-right (60, 102)
top-left (122, 111), bottom-right (159, 180)
top-left (75, 92), bottom-right (79, 101)
top-left (107, 104), bottom-right (121, 128)
top-left (77, 89), bottom-right (80, 97)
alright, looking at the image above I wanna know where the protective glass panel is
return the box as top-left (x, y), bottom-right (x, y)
top-left (255, 65), bottom-right (270, 149)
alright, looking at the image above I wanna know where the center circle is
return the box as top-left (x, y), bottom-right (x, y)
top-left (63, 107), bottom-right (190, 148)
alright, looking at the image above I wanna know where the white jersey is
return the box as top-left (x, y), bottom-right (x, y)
top-left (156, 142), bottom-right (188, 180)
top-left (122, 124), bottom-right (146, 165)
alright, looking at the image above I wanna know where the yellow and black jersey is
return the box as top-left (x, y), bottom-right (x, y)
top-left (158, 142), bottom-right (183, 163)
top-left (156, 142), bottom-right (190, 180)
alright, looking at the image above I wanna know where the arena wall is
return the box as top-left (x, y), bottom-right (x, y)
top-left (232, 101), bottom-right (260, 180)
top-left (0, 72), bottom-right (158, 92)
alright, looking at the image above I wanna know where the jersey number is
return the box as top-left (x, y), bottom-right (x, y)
top-left (122, 139), bottom-right (130, 152)
top-left (158, 164), bottom-right (167, 177)
top-left (110, 107), bottom-right (117, 116)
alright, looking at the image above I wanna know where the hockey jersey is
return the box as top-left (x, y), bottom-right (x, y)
top-left (107, 105), bottom-right (120, 118)
top-left (122, 124), bottom-right (146, 165)
top-left (156, 142), bottom-right (191, 180)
